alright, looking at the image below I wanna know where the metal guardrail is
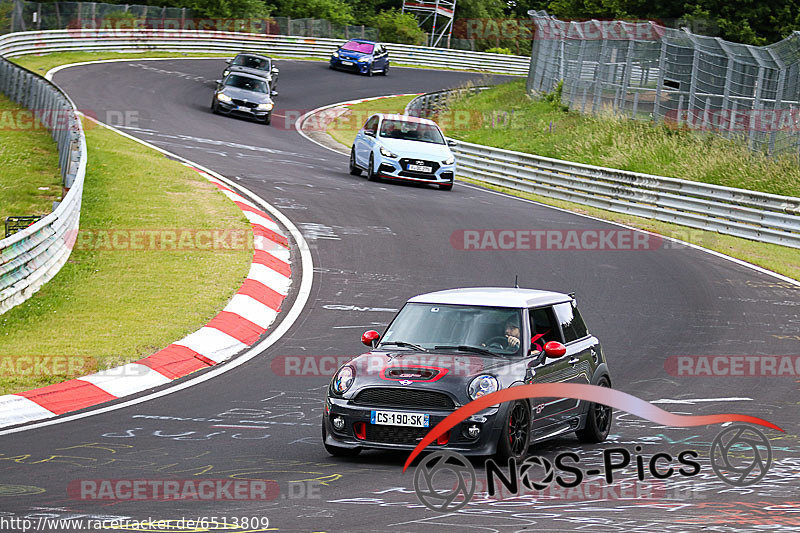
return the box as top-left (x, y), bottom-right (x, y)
top-left (0, 57), bottom-right (86, 315)
top-left (406, 91), bottom-right (800, 249)
top-left (0, 29), bottom-right (531, 75)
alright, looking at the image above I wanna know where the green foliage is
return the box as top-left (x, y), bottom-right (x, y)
top-left (485, 47), bottom-right (513, 54)
top-left (187, 0), bottom-right (271, 19)
top-left (270, 0), bottom-right (355, 25)
top-left (367, 8), bottom-right (426, 45)
top-left (542, 80), bottom-right (569, 111)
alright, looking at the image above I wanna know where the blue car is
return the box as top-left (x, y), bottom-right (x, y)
top-left (330, 39), bottom-right (389, 76)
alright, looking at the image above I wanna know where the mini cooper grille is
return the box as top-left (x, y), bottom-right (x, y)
top-left (365, 424), bottom-right (428, 444)
top-left (353, 388), bottom-right (455, 410)
top-left (232, 99), bottom-right (259, 108)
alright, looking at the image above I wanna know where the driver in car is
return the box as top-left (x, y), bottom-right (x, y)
top-left (482, 317), bottom-right (521, 351)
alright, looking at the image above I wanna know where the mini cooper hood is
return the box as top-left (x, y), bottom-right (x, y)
top-left (378, 138), bottom-right (453, 160)
top-left (345, 350), bottom-right (511, 382)
top-left (221, 86), bottom-right (272, 104)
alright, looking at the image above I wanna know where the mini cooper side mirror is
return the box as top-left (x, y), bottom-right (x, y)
top-left (272, 67), bottom-right (279, 73)
top-left (543, 341), bottom-right (567, 358)
top-left (362, 330), bottom-right (380, 347)
top-left (215, 79), bottom-right (222, 85)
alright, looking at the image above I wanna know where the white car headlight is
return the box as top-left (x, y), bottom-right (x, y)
top-left (468, 375), bottom-right (499, 400)
top-left (216, 93), bottom-right (232, 103)
top-left (443, 156), bottom-right (455, 165)
top-left (358, 56), bottom-right (370, 62)
top-left (379, 146), bottom-right (397, 158)
top-left (333, 365), bottom-right (355, 394)
top-left (256, 102), bottom-right (273, 111)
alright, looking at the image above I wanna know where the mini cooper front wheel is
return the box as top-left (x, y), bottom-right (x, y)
top-left (496, 400), bottom-right (531, 462)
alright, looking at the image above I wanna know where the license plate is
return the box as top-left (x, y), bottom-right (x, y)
top-left (371, 410), bottom-right (429, 427)
top-left (341, 60), bottom-right (353, 65)
top-left (236, 106), bottom-right (252, 112)
top-left (407, 164), bottom-right (432, 173)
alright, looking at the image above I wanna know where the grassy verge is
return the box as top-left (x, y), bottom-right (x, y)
top-left (0, 94), bottom-right (62, 223)
top-left (322, 93), bottom-right (799, 281)
top-left (442, 80), bottom-right (800, 198)
top-left (0, 118), bottom-right (252, 395)
top-left (326, 94), bottom-right (418, 148)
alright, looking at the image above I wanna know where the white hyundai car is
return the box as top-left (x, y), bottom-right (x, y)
top-left (349, 113), bottom-right (457, 191)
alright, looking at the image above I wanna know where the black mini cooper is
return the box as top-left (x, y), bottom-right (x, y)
top-left (323, 287), bottom-right (613, 461)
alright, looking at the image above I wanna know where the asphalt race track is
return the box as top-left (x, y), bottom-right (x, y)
top-left (0, 59), bottom-right (797, 532)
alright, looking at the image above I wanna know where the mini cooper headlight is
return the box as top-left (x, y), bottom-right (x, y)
top-left (256, 102), bottom-right (273, 111)
top-left (358, 56), bottom-right (370, 62)
top-left (443, 156), bottom-right (455, 165)
top-left (333, 365), bottom-right (355, 394)
top-left (216, 93), bottom-right (233, 103)
top-left (379, 146), bottom-right (397, 158)
top-left (468, 375), bottom-right (499, 400)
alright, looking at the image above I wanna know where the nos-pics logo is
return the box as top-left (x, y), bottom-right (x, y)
top-left (413, 424), bottom-right (772, 513)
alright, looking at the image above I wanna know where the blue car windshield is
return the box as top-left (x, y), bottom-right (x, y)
top-left (341, 41), bottom-right (374, 54)
top-left (225, 75), bottom-right (268, 93)
top-left (379, 119), bottom-right (445, 144)
top-left (380, 303), bottom-right (523, 355)
top-left (232, 55), bottom-right (269, 70)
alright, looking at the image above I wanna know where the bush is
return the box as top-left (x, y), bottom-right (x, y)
top-left (367, 8), bottom-right (426, 45)
top-left (484, 47), bottom-right (513, 55)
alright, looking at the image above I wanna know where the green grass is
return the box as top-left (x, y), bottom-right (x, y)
top-left (0, 94), bottom-right (62, 223)
top-left (443, 80), bottom-right (800, 198)
top-left (326, 94), bottom-right (418, 148)
top-left (0, 118), bottom-right (252, 395)
top-left (322, 92), bottom-right (800, 282)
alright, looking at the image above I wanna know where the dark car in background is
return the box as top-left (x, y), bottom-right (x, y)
top-left (330, 39), bottom-right (389, 76)
top-left (211, 72), bottom-right (274, 125)
top-left (223, 53), bottom-right (279, 95)
top-left (322, 287), bottom-right (613, 460)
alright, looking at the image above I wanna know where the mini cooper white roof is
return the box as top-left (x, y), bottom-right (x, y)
top-left (408, 287), bottom-right (572, 309)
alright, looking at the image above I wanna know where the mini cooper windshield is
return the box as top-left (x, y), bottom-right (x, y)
top-left (380, 303), bottom-right (524, 356)
top-left (225, 75), bottom-right (268, 93)
top-left (379, 119), bottom-right (446, 144)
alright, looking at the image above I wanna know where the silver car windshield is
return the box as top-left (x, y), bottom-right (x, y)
top-left (225, 75), bottom-right (268, 93)
top-left (379, 119), bottom-right (445, 144)
top-left (381, 303), bottom-right (523, 355)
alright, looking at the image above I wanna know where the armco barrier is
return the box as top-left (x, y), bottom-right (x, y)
top-left (0, 58), bottom-right (86, 315)
top-left (0, 29), bottom-right (531, 75)
top-left (406, 92), bottom-right (800, 249)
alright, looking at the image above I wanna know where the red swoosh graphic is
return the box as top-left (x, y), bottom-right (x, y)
top-left (402, 383), bottom-right (783, 472)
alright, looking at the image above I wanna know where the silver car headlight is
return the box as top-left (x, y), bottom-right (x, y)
top-left (216, 93), bottom-right (232, 103)
top-left (358, 56), bottom-right (370, 62)
top-left (256, 102), bottom-right (273, 111)
top-left (333, 365), bottom-right (355, 394)
top-left (443, 156), bottom-right (455, 165)
top-left (468, 375), bottom-right (499, 400)
top-left (379, 146), bottom-right (397, 158)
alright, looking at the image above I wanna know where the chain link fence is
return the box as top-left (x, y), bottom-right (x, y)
top-left (0, 1), bottom-right (378, 40)
top-left (527, 10), bottom-right (800, 157)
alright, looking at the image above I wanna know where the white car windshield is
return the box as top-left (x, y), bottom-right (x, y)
top-left (379, 119), bottom-right (445, 144)
top-left (380, 303), bottom-right (523, 355)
